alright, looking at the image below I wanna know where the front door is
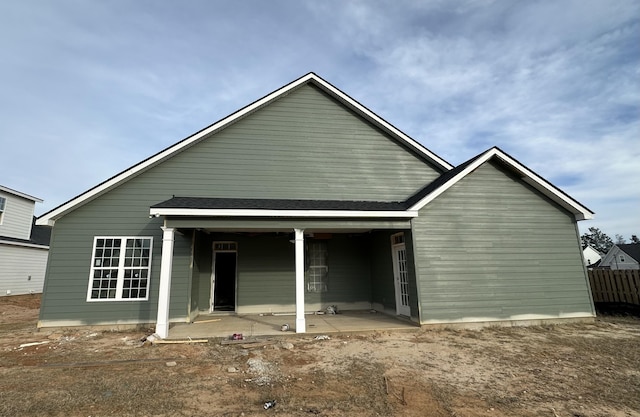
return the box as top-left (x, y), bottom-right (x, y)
top-left (391, 233), bottom-right (411, 317)
top-left (211, 242), bottom-right (237, 312)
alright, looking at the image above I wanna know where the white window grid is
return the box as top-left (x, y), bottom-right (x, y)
top-left (87, 236), bottom-right (153, 301)
top-left (306, 241), bottom-right (328, 293)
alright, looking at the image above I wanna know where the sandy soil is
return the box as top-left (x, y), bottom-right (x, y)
top-left (1, 294), bottom-right (639, 417)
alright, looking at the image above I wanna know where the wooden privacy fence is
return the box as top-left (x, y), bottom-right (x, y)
top-left (588, 269), bottom-right (640, 305)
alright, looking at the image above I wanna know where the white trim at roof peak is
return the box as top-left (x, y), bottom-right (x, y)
top-left (408, 147), bottom-right (594, 221)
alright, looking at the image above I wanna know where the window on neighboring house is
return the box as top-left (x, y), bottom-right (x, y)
top-left (306, 240), bottom-right (328, 292)
top-left (0, 196), bottom-right (6, 224)
top-left (619, 255), bottom-right (625, 263)
top-left (87, 237), bottom-right (153, 301)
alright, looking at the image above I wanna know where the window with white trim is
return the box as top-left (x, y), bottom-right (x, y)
top-left (87, 237), bottom-right (153, 301)
top-left (0, 196), bottom-right (6, 224)
top-left (306, 241), bottom-right (328, 292)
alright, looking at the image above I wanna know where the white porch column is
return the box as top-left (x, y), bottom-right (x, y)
top-left (155, 226), bottom-right (175, 339)
top-left (294, 228), bottom-right (306, 333)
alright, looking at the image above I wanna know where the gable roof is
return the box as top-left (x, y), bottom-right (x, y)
top-left (36, 73), bottom-right (452, 226)
top-left (617, 244), bottom-right (640, 262)
top-left (407, 147), bottom-right (594, 221)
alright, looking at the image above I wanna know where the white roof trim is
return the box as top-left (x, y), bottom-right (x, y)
top-left (37, 73), bottom-right (451, 226)
top-left (0, 185), bottom-right (42, 202)
top-left (150, 208), bottom-right (418, 219)
top-left (408, 148), bottom-right (594, 221)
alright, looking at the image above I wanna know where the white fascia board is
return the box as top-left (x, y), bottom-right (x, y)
top-left (409, 148), bottom-right (594, 221)
top-left (0, 185), bottom-right (42, 203)
top-left (150, 208), bottom-right (418, 218)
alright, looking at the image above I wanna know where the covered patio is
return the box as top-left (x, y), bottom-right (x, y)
top-left (150, 197), bottom-right (420, 339)
top-left (167, 310), bottom-right (418, 340)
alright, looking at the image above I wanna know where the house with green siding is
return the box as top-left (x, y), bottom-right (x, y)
top-left (36, 73), bottom-right (596, 338)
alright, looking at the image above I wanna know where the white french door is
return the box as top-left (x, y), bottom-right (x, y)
top-left (391, 233), bottom-right (411, 317)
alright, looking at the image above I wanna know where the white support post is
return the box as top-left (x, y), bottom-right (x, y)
top-left (294, 228), bottom-right (306, 333)
top-left (155, 227), bottom-right (175, 339)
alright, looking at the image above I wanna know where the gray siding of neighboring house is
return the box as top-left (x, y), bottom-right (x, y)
top-left (0, 243), bottom-right (48, 296)
top-left (599, 247), bottom-right (640, 270)
top-left (0, 191), bottom-right (35, 240)
top-left (40, 83), bottom-right (438, 326)
top-left (412, 160), bottom-right (594, 324)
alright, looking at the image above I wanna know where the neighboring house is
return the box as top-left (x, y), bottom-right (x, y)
top-left (36, 73), bottom-right (596, 337)
top-left (599, 244), bottom-right (640, 270)
top-left (582, 245), bottom-right (603, 268)
top-left (0, 185), bottom-right (51, 296)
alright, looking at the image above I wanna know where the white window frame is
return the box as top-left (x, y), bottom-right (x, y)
top-left (305, 240), bottom-right (328, 293)
top-left (0, 196), bottom-right (6, 225)
top-left (86, 236), bottom-right (153, 302)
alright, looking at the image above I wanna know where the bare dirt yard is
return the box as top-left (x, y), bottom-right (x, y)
top-left (1, 295), bottom-right (639, 417)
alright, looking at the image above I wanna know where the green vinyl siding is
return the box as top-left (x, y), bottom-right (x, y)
top-left (129, 84), bottom-right (441, 202)
top-left (412, 160), bottom-right (594, 324)
top-left (236, 234), bottom-right (296, 310)
top-left (191, 231), bottom-right (212, 314)
top-left (312, 235), bottom-right (371, 306)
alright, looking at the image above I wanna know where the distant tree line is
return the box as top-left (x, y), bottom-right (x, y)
top-left (580, 227), bottom-right (639, 254)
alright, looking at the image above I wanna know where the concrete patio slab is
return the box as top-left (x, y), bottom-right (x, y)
top-left (167, 311), bottom-right (418, 340)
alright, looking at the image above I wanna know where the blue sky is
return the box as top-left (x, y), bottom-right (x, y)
top-left (1, 0), bottom-right (638, 238)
